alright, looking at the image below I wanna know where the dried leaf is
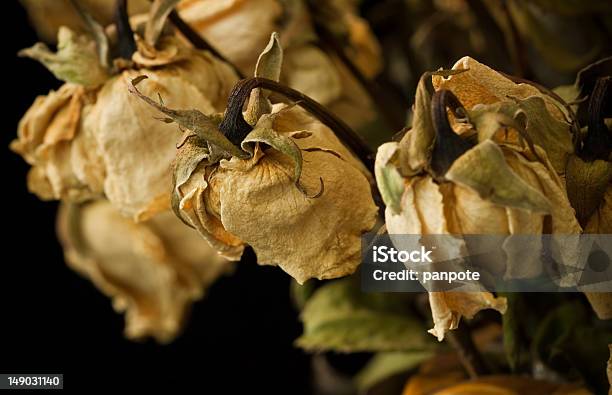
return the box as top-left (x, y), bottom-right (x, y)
top-left (128, 75), bottom-right (248, 161)
top-left (245, 32), bottom-right (283, 124)
top-left (566, 156), bottom-right (612, 227)
top-left (18, 27), bottom-right (109, 87)
top-left (446, 140), bottom-right (551, 214)
top-left (296, 278), bottom-right (432, 352)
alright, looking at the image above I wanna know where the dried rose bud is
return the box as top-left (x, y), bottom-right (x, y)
top-left (57, 200), bottom-right (232, 343)
top-left (130, 33), bottom-right (378, 283)
top-left (376, 57), bottom-right (581, 340)
top-left (13, 5), bottom-right (238, 221)
top-left (177, 0), bottom-right (380, 129)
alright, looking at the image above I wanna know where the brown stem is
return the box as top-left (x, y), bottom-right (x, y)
top-left (582, 76), bottom-right (612, 161)
top-left (167, 10), bottom-right (245, 79)
top-left (219, 77), bottom-right (375, 171)
top-left (446, 321), bottom-right (490, 378)
top-left (114, 0), bottom-right (136, 59)
top-left (430, 89), bottom-right (474, 178)
top-left (499, 0), bottom-right (531, 79)
top-left (305, 1), bottom-right (406, 131)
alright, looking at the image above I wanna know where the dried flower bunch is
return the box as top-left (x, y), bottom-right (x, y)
top-left (13, 0), bottom-right (240, 341)
top-left (12, 0), bottom-right (612, 393)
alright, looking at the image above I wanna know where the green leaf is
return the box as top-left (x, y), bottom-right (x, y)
top-left (296, 277), bottom-right (433, 353)
top-left (18, 27), bottom-right (109, 87)
top-left (446, 140), bottom-right (551, 213)
top-left (354, 351), bottom-right (433, 392)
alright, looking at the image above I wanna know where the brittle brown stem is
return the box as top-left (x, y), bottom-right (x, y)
top-left (167, 10), bottom-right (245, 79)
top-left (430, 89), bottom-right (474, 178)
top-left (582, 76), bottom-right (612, 161)
top-left (219, 77), bottom-right (375, 171)
top-left (114, 0), bottom-right (136, 59)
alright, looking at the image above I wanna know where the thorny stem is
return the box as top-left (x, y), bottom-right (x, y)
top-left (219, 77), bottom-right (375, 171)
top-left (167, 10), bottom-right (245, 79)
top-left (447, 321), bottom-right (490, 378)
top-left (430, 89), bottom-right (474, 178)
top-left (582, 77), bottom-right (612, 161)
top-left (114, 0), bottom-right (136, 59)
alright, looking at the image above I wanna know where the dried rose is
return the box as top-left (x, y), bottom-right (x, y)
top-left (376, 58), bottom-right (581, 340)
top-left (20, 0), bottom-right (150, 43)
top-left (177, 0), bottom-right (380, 129)
top-left (57, 200), bottom-right (232, 343)
top-left (13, 3), bottom-right (238, 221)
top-left (130, 33), bottom-right (378, 283)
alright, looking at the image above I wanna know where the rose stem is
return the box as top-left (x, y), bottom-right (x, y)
top-left (166, 10), bottom-right (245, 79)
top-left (219, 77), bottom-right (375, 171)
top-left (114, 0), bottom-right (136, 59)
top-left (581, 76), bottom-right (612, 161)
top-left (430, 89), bottom-right (474, 178)
top-left (447, 321), bottom-right (490, 378)
top-left (305, 6), bottom-right (406, 132)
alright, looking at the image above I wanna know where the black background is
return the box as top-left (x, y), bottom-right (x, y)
top-left (3, 2), bottom-right (311, 393)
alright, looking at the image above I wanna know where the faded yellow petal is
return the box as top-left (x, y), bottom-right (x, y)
top-left (432, 56), bottom-right (567, 121)
top-left (20, 0), bottom-right (149, 43)
top-left (57, 201), bottom-right (232, 343)
top-left (204, 105), bottom-right (378, 283)
top-left (178, 0), bottom-right (282, 76)
top-left (173, 143), bottom-right (246, 261)
top-left (11, 84), bottom-right (102, 202)
top-left (90, 68), bottom-right (220, 221)
top-left (428, 292), bottom-right (507, 342)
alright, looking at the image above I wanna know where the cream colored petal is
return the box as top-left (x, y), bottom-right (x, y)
top-left (57, 201), bottom-right (232, 343)
top-left (282, 44), bottom-right (343, 106)
top-left (91, 69), bottom-right (217, 221)
top-left (178, 0), bottom-right (282, 76)
top-left (428, 291), bottom-right (507, 342)
top-left (11, 83), bottom-right (101, 202)
top-left (176, 159), bottom-right (245, 261)
top-left (209, 107), bottom-right (378, 283)
top-left (20, 0), bottom-right (149, 43)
